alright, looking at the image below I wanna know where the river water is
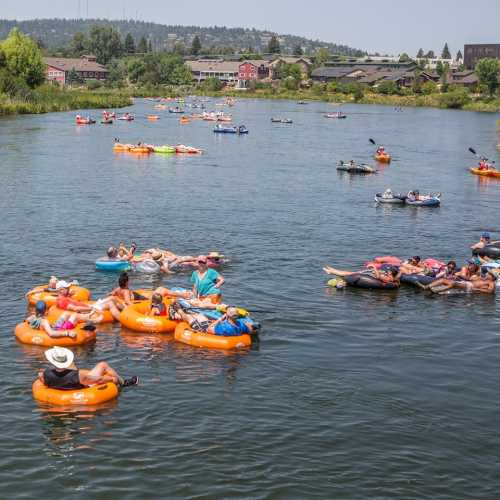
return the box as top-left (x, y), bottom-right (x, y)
top-left (0, 98), bottom-right (499, 499)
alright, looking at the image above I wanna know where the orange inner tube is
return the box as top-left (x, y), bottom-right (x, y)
top-left (15, 322), bottom-right (96, 347)
top-left (27, 285), bottom-right (91, 307)
top-left (32, 379), bottom-right (119, 406)
top-left (174, 322), bottom-right (251, 350)
top-left (119, 300), bottom-right (177, 333)
top-left (129, 147), bottom-right (151, 154)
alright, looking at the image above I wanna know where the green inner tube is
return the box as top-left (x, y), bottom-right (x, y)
top-left (154, 146), bottom-right (176, 154)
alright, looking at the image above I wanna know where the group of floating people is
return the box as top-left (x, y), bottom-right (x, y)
top-left (96, 242), bottom-right (226, 274)
top-left (112, 139), bottom-right (202, 155)
top-left (75, 111), bottom-right (134, 125)
top-left (18, 245), bottom-right (260, 406)
top-left (324, 233), bottom-right (500, 295)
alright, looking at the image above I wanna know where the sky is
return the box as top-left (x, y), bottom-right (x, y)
top-left (2, 0), bottom-right (500, 56)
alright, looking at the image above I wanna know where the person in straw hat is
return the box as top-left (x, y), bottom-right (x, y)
top-left (38, 346), bottom-right (138, 390)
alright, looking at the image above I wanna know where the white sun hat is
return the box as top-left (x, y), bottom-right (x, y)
top-left (44, 346), bottom-right (74, 369)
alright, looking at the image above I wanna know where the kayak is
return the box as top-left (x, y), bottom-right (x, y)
top-left (147, 115), bottom-right (160, 121)
top-left (337, 163), bottom-right (375, 174)
top-left (470, 167), bottom-right (500, 178)
top-left (169, 108), bottom-right (184, 114)
top-left (117, 115), bottom-right (134, 121)
top-left (176, 145), bottom-right (202, 154)
top-left (374, 154), bottom-right (391, 163)
top-left (375, 192), bottom-right (406, 203)
top-left (154, 145), bottom-right (176, 154)
top-left (271, 118), bottom-right (293, 124)
top-left (214, 126), bottom-right (248, 134)
top-left (129, 146), bottom-right (151, 154)
top-left (474, 243), bottom-right (500, 259)
top-left (100, 118), bottom-right (114, 124)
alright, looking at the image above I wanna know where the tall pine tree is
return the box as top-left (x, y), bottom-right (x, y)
top-left (267, 36), bottom-right (281, 54)
top-left (441, 43), bottom-right (451, 59)
top-left (124, 33), bottom-right (135, 54)
top-left (191, 35), bottom-right (202, 56)
top-left (416, 48), bottom-right (424, 58)
top-left (137, 36), bottom-right (148, 54)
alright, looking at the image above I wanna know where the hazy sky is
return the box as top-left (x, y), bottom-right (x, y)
top-left (3, 0), bottom-right (499, 56)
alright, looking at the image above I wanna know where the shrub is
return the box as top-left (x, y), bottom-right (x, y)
top-left (421, 81), bottom-right (438, 95)
top-left (377, 80), bottom-right (399, 95)
top-left (438, 88), bottom-right (471, 109)
top-left (86, 79), bottom-right (103, 90)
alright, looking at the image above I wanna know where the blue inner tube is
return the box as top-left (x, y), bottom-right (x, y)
top-left (400, 274), bottom-right (435, 286)
top-left (344, 274), bottom-right (399, 290)
top-left (406, 198), bottom-right (440, 207)
top-left (134, 260), bottom-right (161, 274)
top-left (474, 245), bottom-right (500, 259)
top-left (95, 259), bottom-right (131, 271)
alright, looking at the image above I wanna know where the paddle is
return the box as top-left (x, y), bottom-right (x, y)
top-left (369, 138), bottom-right (376, 146)
top-left (469, 147), bottom-right (495, 167)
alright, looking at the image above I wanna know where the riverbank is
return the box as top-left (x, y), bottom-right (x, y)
top-left (122, 84), bottom-right (500, 113)
top-left (0, 85), bottom-right (132, 116)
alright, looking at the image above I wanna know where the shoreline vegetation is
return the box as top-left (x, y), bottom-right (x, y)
top-left (0, 85), bottom-right (132, 116)
top-left (1, 85), bottom-right (499, 117)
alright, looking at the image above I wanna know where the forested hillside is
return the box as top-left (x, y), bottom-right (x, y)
top-left (0, 18), bottom-right (364, 56)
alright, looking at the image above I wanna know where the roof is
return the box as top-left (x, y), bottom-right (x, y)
top-left (186, 60), bottom-right (240, 73)
top-left (311, 67), bottom-right (352, 78)
top-left (44, 56), bottom-right (107, 73)
top-left (358, 72), bottom-right (393, 84)
top-left (240, 59), bottom-right (270, 68)
top-left (269, 57), bottom-right (312, 67)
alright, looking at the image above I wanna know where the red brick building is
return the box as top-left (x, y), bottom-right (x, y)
top-left (238, 60), bottom-right (270, 81)
top-left (44, 55), bottom-right (108, 85)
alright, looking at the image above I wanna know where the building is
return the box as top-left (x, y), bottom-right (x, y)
top-left (44, 55), bottom-right (108, 85)
top-left (185, 59), bottom-right (241, 83)
top-left (448, 70), bottom-right (479, 89)
top-left (269, 57), bottom-right (312, 79)
top-left (238, 60), bottom-right (270, 81)
top-left (464, 44), bottom-right (500, 69)
top-left (416, 58), bottom-right (460, 71)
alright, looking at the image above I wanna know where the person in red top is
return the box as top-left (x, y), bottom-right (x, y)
top-left (150, 293), bottom-right (167, 316)
top-left (56, 281), bottom-right (93, 313)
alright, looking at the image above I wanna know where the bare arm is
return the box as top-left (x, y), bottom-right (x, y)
top-left (214, 275), bottom-right (225, 289)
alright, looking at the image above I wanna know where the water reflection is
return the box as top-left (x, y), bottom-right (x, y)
top-left (38, 403), bottom-right (117, 458)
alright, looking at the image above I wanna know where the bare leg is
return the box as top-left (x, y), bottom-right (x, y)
top-left (83, 361), bottom-right (124, 385)
top-left (323, 266), bottom-right (357, 277)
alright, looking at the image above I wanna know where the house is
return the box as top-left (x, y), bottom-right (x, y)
top-left (185, 59), bottom-right (241, 83)
top-left (44, 55), bottom-right (108, 85)
top-left (416, 58), bottom-right (460, 71)
top-left (464, 44), bottom-right (500, 69)
top-left (269, 57), bottom-right (312, 79)
top-left (238, 60), bottom-right (270, 81)
top-left (448, 70), bottom-right (479, 88)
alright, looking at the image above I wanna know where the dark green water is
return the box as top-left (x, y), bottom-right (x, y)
top-left (0, 98), bottom-right (499, 499)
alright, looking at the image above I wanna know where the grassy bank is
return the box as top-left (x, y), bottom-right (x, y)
top-left (124, 83), bottom-right (500, 113)
top-left (0, 85), bottom-right (132, 116)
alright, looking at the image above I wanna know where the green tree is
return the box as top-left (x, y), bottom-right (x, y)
top-left (293, 44), bottom-right (303, 56)
top-left (440, 62), bottom-right (450, 92)
top-left (267, 36), bottom-right (281, 54)
top-left (421, 81), bottom-right (438, 95)
top-left (314, 47), bottom-right (330, 67)
top-left (88, 26), bottom-right (124, 65)
top-left (1, 28), bottom-right (45, 87)
top-left (441, 43), bottom-right (451, 59)
top-left (124, 33), bottom-right (135, 54)
top-left (416, 48), bottom-right (424, 58)
top-left (399, 53), bottom-right (412, 63)
top-left (456, 49), bottom-right (463, 61)
top-left (439, 88), bottom-right (470, 109)
top-left (436, 60), bottom-right (445, 77)
top-left (202, 76), bottom-right (223, 91)
top-left (147, 40), bottom-right (153, 53)
top-left (191, 35), bottom-right (202, 56)
top-left (173, 42), bottom-right (186, 55)
top-left (377, 80), bottom-right (399, 94)
top-left (476, 58), bottom-right (500, 96)
top-left (67, 67), bottom-right (80, 85)
top-left (137, 36), bottom-right (148, 54)
top-left (425, 50), bottom-right (435, 59)
top-left (70, 32), bottom-right (89, 56)
top-left (352, 83), bottom-right (364, 101)
top-left (412, 68), bottom-right (422, 94)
